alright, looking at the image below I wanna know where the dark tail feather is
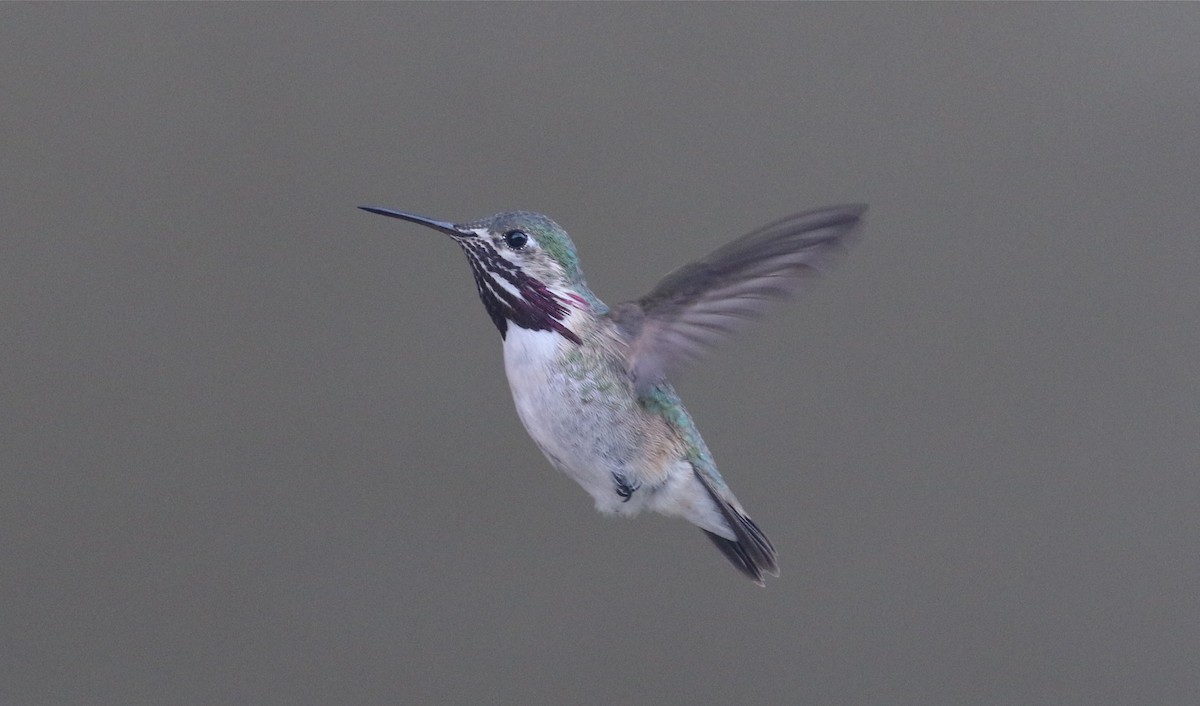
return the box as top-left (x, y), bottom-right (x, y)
top-left (694, 469), bottom-right (780, 586)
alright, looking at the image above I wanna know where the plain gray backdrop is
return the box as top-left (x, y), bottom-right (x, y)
top-left (3, 4), bottom-right (1198, 705)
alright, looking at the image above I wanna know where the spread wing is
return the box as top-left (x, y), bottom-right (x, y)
top-left (612, 204), bottom-right (866, 390)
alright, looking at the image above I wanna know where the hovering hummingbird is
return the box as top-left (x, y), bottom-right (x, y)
top-left (360, 203), bottom-right (865, 585)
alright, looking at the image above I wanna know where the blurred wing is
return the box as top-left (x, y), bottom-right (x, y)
top-left (613, 204), bottom-right (866, 390)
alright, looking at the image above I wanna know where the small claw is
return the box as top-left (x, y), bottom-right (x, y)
top-left (612, 472), bottom-right (640, 502)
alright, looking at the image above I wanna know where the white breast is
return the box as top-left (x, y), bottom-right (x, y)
top-left (501, 326), bottom-right (639, 510)
top-left (502, 326), bottom-right (573, 463)
top-left (503, 325), bottom-right (565, 377)
top-left (500, 325), bottom-right (727, 529)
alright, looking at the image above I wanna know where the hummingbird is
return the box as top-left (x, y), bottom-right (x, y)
top-left (359, 203), bottom-right (865, 585)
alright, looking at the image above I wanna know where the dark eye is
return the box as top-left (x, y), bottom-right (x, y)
top-left (503, 230), bottom-right (529, 250)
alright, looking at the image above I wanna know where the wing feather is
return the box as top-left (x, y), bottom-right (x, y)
top-left (613, 204), bottom-right (866, 389)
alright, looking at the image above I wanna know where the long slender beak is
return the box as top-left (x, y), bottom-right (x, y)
top-left (358, 206), bottom-right (472, 237)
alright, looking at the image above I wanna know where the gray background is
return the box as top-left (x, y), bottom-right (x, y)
top-left (3, 4), bottom-right (1197, 705)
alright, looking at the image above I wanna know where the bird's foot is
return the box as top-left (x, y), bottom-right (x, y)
top-left (612, 472), bottom-right (640, 502)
